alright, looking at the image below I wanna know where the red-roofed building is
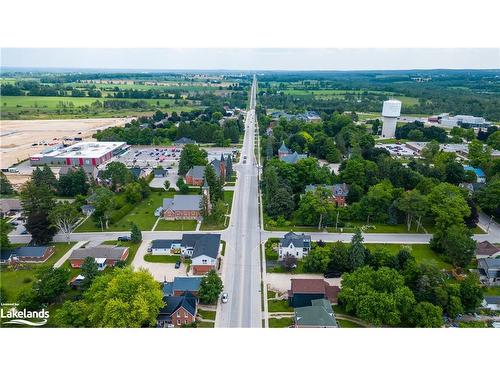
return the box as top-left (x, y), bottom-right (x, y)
top-left (288, 279), bottom-right (340, 307)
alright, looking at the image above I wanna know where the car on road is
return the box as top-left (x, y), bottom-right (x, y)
top-left (324, 270), bottom-right (342, 278)
top-left (117, 235), bottom-right (131, 241)
top-left (221, 292), bottom-right (228, 303)
top-left (174, 260), bottom-right (181, 269)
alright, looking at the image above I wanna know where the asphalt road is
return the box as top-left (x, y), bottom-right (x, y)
top-left (216, 76), bottom-right (262, 328)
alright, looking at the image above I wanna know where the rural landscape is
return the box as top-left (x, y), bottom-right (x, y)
top-left (1, 66), bottom-right (500, 329)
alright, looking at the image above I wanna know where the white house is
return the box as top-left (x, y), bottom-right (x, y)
top-left (150, 239), bottom-right (182, 255)
top-left (278, 232), bottom-right (312, 260)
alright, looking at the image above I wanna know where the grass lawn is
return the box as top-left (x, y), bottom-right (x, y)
top-left (268, 299), bottom-right (293, 313)
top-left (364, 243), bottom-right (451, 269)
top-left (269, 317), bottom-right (294, 328)
top-left (155, 219), bottom-right (197, 231)
top-left (484, 286), bottom-right (500, 296)
top-left (198, 309), bottom-right (216, 320)
top-left (143, 254), bottom-right (180, 263)
top-left (337, 319), bottom-right (363, 328)
top-left (0, 242), bottom-right (75, 302)
top-left (267, 290), bottom-right (277, 299)
top-left (76, 191), bottom-right (177, 232)
top-left (224, 191), bottom-right (234, 214)
top-left (197, 321), bottom-right (215, 328)
top-left (459, 321), bottom-right (488, 328)
top-left (220, 240), bottom-right (226, 256)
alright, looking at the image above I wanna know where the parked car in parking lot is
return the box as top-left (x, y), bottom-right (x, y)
top-left (174, 260), bottom-right (181, 269)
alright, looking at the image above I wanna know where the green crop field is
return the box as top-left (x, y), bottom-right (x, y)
top-left (1, 96), bottom-right (200, 119)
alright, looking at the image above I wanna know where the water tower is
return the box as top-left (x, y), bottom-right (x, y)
top-left (381, 99), bottom-right (402, 138)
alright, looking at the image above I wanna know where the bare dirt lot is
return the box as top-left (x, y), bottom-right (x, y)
top-left (0, 117), bottom-right (133, 169)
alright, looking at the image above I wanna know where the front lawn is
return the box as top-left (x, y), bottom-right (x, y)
top-left (269, 317), bottom-right (294, 328)
top-left (484, 286), bottom-right (500, 296)
top-left (364, 243), bottom-right (451, 270)
top-left (268, 299), bottom-right (293, 313)
top-left (337, 319), bottom-right (363, 328)
top-left (155, 220), bottom-right (197, 231)
top-left (198, 309), bottom-right (216, 320)
top-left (224, 190), bottom-right (234, 214)
top-left (143, 254), bottom-right (181, 263)
top-left (197, 321), bottom-right (215, 328)
top-left (0, 242), bottom-right (75, 302)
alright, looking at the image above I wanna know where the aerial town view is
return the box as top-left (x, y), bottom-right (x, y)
top-left (1, 61), bottom-right (499, 331)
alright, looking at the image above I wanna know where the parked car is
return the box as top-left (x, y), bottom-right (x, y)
top-left (174, 261), bottom-right (181, 269)
top-left (324, 271), bottom-right (342, 278)
top-left (117, 235), bottom-right (131, 241)
top-left (221, 292), bottom-right (228, 303)
top-left (20, 230), bottom-right (29, 235)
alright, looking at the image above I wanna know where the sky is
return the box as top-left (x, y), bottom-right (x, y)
top-left (1, 48), bottom-right (499, 71)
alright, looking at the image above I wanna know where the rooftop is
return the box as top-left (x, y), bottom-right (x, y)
top-left (69, 245), bottom-right (128, 261)
top-left (477, 241), bottom-right (500, 257)
top-left (294, 299), bottom-right (338, 327)
top-left (34, 141), bottom-right (127, 159)
top-left (163, 195), bottom-right (203, 212)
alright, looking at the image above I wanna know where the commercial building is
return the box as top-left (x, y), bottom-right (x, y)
top-left (435, 114), bottom-right (491, 128)
top-left (30, 141), bottom-right (128, 167)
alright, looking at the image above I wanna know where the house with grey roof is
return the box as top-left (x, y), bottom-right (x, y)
top-left (185, 165), bottom-right (206, 185)
top-left (68, 245), bottom-right (129, 270)
top-left (278, 141), bottom-right (307, 164)
top-left (305, 183), bottom-right (350, 207)
top-left (279, 231), bottom-right (311, 259)
top-left (294, 299), bottom-right (338, 328)
top-left (173, 137), bottom-right (196, 145)
top-left (153, 167), bottom-right (167, 178)
top-left (157, 294), bottom-right (197, 328)
top-left (0, 198), bottom-right (22, 217)
top-left (478, 258), bottom-right (500, 286)
top-left (482, 296), bottom-right (500, 311)
top-left (163, 276), bottom-right (203, 297)
top-left (162, 195), bottom-right (203, 220)
top-left (0, 245), bottom-right (55, 264)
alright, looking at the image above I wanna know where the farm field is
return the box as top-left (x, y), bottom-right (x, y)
top-left (1, 95), bottom-right (200, 120)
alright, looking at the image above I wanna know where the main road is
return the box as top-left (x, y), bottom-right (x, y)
top-left (215, 76), bottom-right (262, 327)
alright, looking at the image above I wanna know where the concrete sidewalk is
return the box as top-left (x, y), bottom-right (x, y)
top-left (54, 241), bottom-right (87, 268)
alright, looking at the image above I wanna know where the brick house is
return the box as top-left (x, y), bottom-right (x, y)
top-left (157, 293), bottom-right (197, 328)
top-left (304, 184), bottom-right (350, 207)
top-left (288, 279), bottom-right (340, 308)
top-left (68, 245), bottom-right (129, 270)
top-left (0, 246), bottom-right (55, 264)
top-left (162, 195), bottom-right (203, 220)
top-left (185, 165), bottom-right (206, 186)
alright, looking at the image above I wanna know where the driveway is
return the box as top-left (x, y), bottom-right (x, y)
top-left (131, 240), bottom-right (188, 282)
top-left (266, 272), bottom-right (342, 293)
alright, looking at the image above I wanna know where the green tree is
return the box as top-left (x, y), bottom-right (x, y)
top-left (123, 182), bottom-right (143, 204)
top-left (396, 189), bottom-right (428, 231)
top-left (48, 202), bottom-right (81, 243)
top-left (101, 161), bottom-right (133, 191)
top-left (468, 139), bottom-right (491, 167)
top-left (163, 180), bottom-right (170, 190)
top-left (359, 180), bottom-right (395, 223)
top-left (81, 256), bottom-right (99, 289)
top-left (32, 165), bottom-right (58, 191)
top-left (439, 224), bottom-right (476, 268)
top-left (0, 172), bottom-right (14, 195)
top-left (410, 302), bottom-right (443, 327)
top-left (130, 223), bottom-right (142, 243)
top-left (348, 228), bottom-right (366, 271)
top-left (70, 267), bottom-right (163, 328)
top-left (303, 245), bottom-right (331, 273)
top-left (58, 167), bottom-right (89, 197)
top-left (203, 165), bottom-right (223, 204)
top-left (53, 300), bottom-right (90, 327)
top-left (459, 274), bottom-right (483, 311)
top-left (1, 219), bottom-right (11, 250)
top-left (91, 187), bottom-right (114, 231)
top-left (475, 178), bottom-right (500, 218)
top-left (421, 140), bottom-right (440, 164)
top-left (198, 270), bottom-right (223, 304)
top-left (17, 265), bottom-right (70, 310)
top-left (178, 144), bottom-right (208, 176)
top-left (428, 183), bottom-right (470, 231)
